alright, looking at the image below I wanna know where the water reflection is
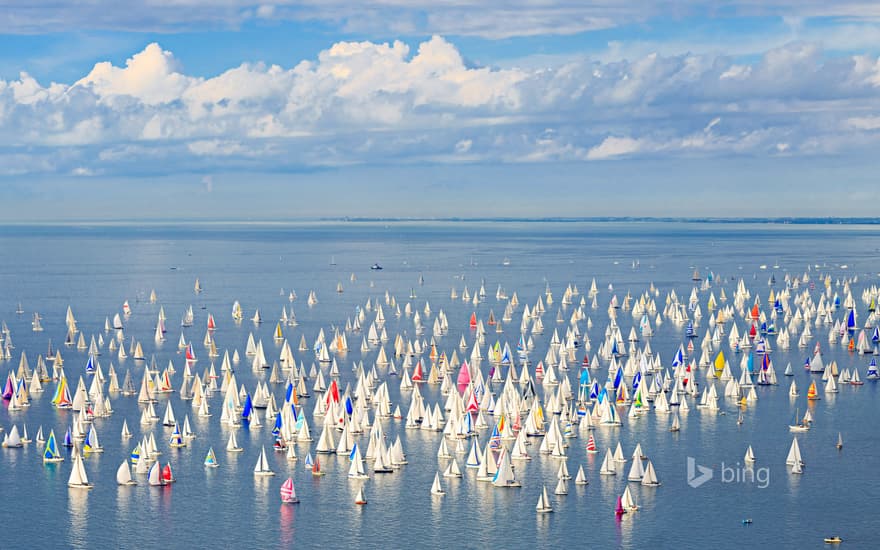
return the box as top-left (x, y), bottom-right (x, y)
top-left (67, 488), bottom-right (89, 547)
top-left (279, 504), bottom-right (296, 546)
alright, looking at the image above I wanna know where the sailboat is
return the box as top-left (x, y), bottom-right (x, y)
top-left (622, 486), bottom-right (639, 511)
top-left (42, 429), bottom-right (64, 463)
top-left (148, 461), bottom-right (164, 486)
top-left (836, 433), bottom-right (843, 450)
top-left (744, 445), bottom-right (756, 463)
top-left (491, 449), bottom-right (521, 487)
top-left (117, 461), bottom-right (137, 485)
top-left (431, 472), bottom-right (446, 496)
top-left (600, 448), bottom-right (617, 475)
top-left (536, 485), bottom-right (553, 513)
top-left (2, 425), bottom-right (23, 448)
top-left (355, 486), bottom-right (368, 505)
top-left (806, 380), bottom-right (820, 400)
top-left (670, 412), bottom-right (681, 432)
top-left (226, 432), bottom-right (244, 452)
top-left (169, 423), bottom-right (186, 448)
top-left (254, 446), bottom-right (275, 476)
top-left (348, 445), bottom-right (369, 479)
top-left (640, 460), bottom-right (661, 487)
top-left (68, 449), bottom-right (94, 489)
top-left (850, 368), bottom-right (864, 386)
top-left (204, 447), bottom-right (219, 467)
top-left (575, 465), bottom-right (589, 485)
top-left (280, 478), bottom-right (299, 503)
top-left (443, 458), bottom-right (463, 478)
top-left (786, 437), bottom-right (804, 468)
top-left (311, 455), bottom-right (325, 477)
top-left (789, 409), bottom-right (810, 432)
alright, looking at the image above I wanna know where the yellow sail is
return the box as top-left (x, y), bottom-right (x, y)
top-left (714, 351), bottom-right (725, 374)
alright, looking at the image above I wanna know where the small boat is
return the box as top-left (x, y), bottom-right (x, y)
top-left (789, 409), bottom-right (810, 433)
top-left (824, 536), bottom-right (843, 544)
top-left (254, 446), bottom-right (275, 476)
top-left (162, 463), bottom-right (175, 484)
top-left (742, 519), bottom-right (753, 525)
top-left (370, 263), bottom-right (383, 270)
top-left (116, 461), bottom-right (137, 485)
top-left (536, 485), bottom-right (553, 513)
top-left (355, 486), bottom-right (367, 505)
top-left (574, 465), bottom-right (589, 485)
top-left (280, 477), bottom-right (299, 503)
top-left (68, 450), bottom-right (94, 489)
top-left (226, 432), bottom-right (244, 452)
top-left (42, 430), bottom-right (64, 463)
top-left (312, 455), bottom-right (325, 476)
top-left (204, 447), bottom-right (219, 467)
top-left (430, 472), bottom-right (445, 496)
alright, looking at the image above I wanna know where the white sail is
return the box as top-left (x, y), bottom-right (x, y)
top-left (431, 472), bottom-right (446, 495)
top-left (68, 450), bottom-right (93, 488)
top-left (254, 445), bottom-right (275, 476)
top-left (117, 460), bottom-right (137, 485)
top-left (536, 485), bottom-right (553, 513)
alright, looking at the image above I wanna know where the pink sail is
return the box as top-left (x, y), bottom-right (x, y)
top-left (457, 361), bottom-right (471, 387)
top-left (280, 477), bottom-right (298, 503)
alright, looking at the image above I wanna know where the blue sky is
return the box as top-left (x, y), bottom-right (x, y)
top-left (2, 2), bottom-right (880, 220)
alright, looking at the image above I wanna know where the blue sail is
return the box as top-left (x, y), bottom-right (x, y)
top-left (241, 394), bottom-right (253, 420)
top-left (489, 425), bottom-right (501, 449)
top-left (579, 368), bottom-right (590, 387)
top-left (612, 367), bottom-right (623, 390)
top-left (672, 346), bottom-right (684, 367)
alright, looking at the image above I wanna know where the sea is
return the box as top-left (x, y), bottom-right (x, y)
top-left (0, 221), bottom-right (878, 549)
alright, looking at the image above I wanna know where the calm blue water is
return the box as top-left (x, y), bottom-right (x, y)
top-left (1, 221), bottom-right (879, 549)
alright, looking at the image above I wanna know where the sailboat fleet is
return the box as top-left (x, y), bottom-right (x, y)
top-left (0, 260), bottom-right (874, 529)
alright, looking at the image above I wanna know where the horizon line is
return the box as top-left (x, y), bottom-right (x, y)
top-left (1, 216), bottom-right (879, 226)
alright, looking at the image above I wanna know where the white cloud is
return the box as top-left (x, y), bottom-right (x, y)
top-left (2, 37), bottom-right (880, 176)
top-left (5, 1), bottom-right (880, 40)
top-left (455, 139), bottom-right (473, 153)
top-left (256, 4), bottom-right (276, 18)
top-left (847, 115), bottom-right (880, 130)
top-left (587, 136), bottom-right (643, 160)
top-left (75, 43), bottom-right (194, 105)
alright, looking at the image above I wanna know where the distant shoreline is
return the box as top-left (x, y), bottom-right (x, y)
top-left (0, 217), bottom-right (878, 226)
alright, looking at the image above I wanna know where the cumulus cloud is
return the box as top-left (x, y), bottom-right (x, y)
top-left (2, 37), bottom-right (880, 177)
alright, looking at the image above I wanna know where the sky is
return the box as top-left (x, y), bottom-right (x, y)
top-left (2, 1), bottom-right (880, 220)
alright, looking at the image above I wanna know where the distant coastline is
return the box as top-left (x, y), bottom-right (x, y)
top-left (0, 216), bottom-right (878, 226)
